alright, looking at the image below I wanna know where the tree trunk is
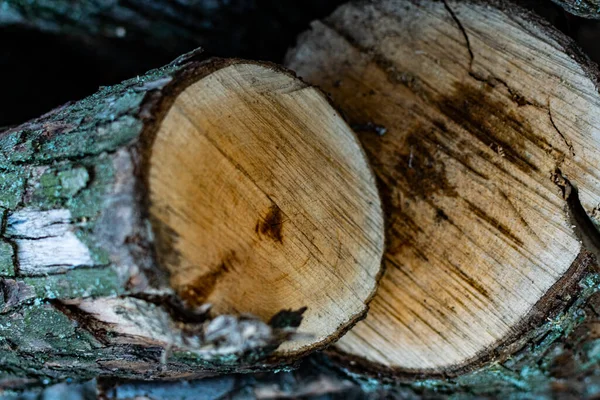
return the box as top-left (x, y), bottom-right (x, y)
top-left (0, 49), bottom-right (384, 386)
top-left (286, 0), bottom-right (600, 396)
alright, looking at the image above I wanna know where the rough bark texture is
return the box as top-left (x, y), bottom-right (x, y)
top-left (0, 50), bottom-right (317, 387)
top-left (0, 361), bottom-right (366, 399)
top-left (550, 0), bottom-right (600, 18)
top-left (8, 281), bottom-right (600, 399)
top-left (16, 316), bottom-right (600, 400)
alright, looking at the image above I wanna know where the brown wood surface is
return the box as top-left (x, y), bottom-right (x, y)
top-left (286, 0), bottom-right (600, 376)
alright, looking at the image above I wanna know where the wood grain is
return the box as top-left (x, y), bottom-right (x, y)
top-left (149, 62), bottom-right (385, 357)
top-left (286, 0), bottom-right (600, 373)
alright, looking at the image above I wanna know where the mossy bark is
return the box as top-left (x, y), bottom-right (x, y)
top-left (549, 0), bottom-right (600, 18)
top-left (0, 50), bottom-right (303, 388)
top-left (1, 362), bottom-right (363, 399)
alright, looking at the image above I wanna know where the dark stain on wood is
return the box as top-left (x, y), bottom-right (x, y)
top-left (255, 204), bottom-right (284, 243)
top-left (391, 130), bottom-right (457, 200)
top-left (151, 214), bottom-right (182, 270)
top-left (464, 199), bottom-right (524, 246)
top-left (180, 252), bottom-right (237, 307)
top-left (387, 209), bottom-right (429, 262)
top-left (436, 81), bottom-right (543, 175)
top-left (436, 209), bottom-right (449, 223)
top-left (448, 260), bottom-right (490, 299)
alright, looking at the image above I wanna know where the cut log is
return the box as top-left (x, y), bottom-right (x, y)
top-left (0, 50), bottom-right (384, 383)
top-left (286, 0), bottom-right (600, 378)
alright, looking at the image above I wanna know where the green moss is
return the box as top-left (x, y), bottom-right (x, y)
top-left (34, 165), bottom-right (89, 202)
top-left (65, 157), bottom-right (114, 219)
top-left (23, 267), bottom-right (121, 299)
top-left (38, 169), bottom-right (61, 198)
top-left (0, 304), bottom-right (100, 353)
top-left (0, 241), bottom-right (14, 276)
top-left (0, 170), bottom-right (26, 209)
top-left (0, 51), bottom-right (180, 313)
top-left (58, 167), bottom-right (89, 197)
top-left (0, 130), bottom-right (34, 165)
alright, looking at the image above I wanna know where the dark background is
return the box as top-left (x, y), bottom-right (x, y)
top-left (0, 0), bottom-right (345, 127)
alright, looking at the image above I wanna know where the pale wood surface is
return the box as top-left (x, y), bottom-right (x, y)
top-left (286, 0), bottom-right (600, 372)
top-left (149, 62), bottom-right (385, 357)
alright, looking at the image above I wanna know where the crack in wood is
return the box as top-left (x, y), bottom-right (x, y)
top-left (548, 101), bottom-right (576, 158)
top-left (442, 0), bottom-right (474, 69)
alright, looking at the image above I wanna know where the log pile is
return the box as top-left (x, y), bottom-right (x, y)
top-left (0, 52), bottom-right (384, 383)
top-left (3, 0), bottom-right (600, 398)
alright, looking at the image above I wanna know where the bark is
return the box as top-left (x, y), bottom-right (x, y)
top-left (0, 49), bottom-right (384, 386)
top-left (15, 327), bottom-right (600, 400)
top-left (285, 0), bottom-right (600, 397)
top-left (549, 0), bottom-right (600, 18)
top-left (98, 361), bottom-right (362, 400)
top-left (1, 361), bottom-right (364, 399)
